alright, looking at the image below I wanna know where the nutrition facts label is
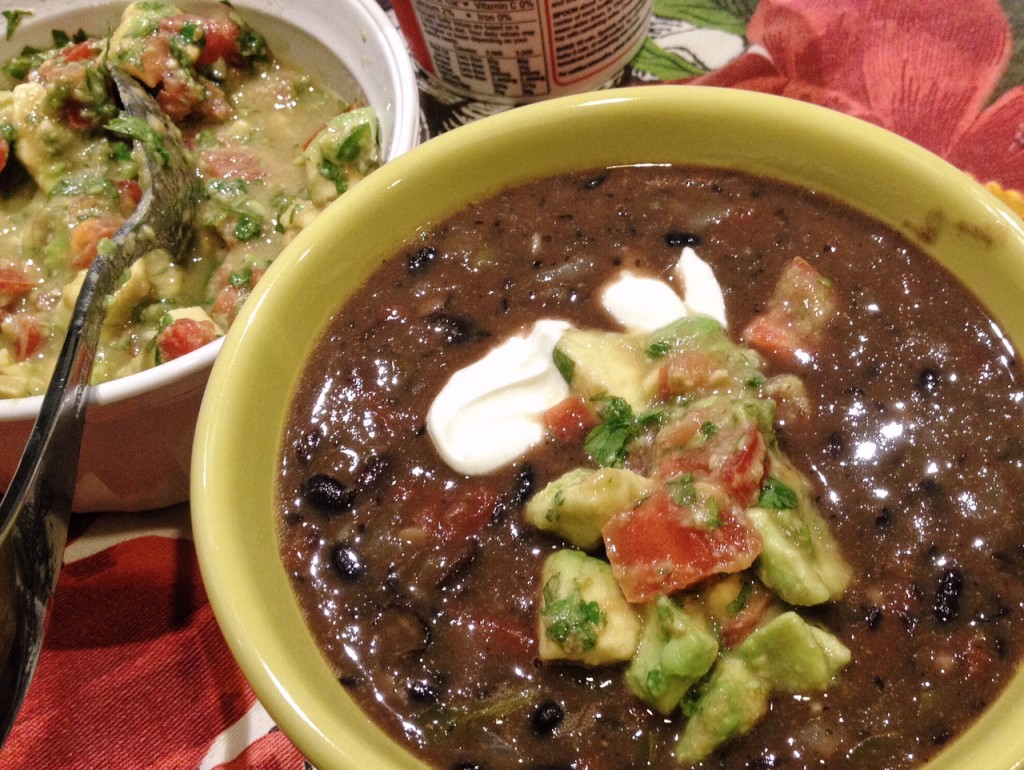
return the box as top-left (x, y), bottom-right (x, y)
top-left (395, 0), bottom-right (651, 101)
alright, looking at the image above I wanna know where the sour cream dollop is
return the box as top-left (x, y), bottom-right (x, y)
top-left (426, 319), bottom-right (571, 475)
top-left (601, 247), bottom-right (727, 330)
top-left (428, 247), bottom-right (728, 475)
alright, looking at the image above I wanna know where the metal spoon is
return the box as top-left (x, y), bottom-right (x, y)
top-left (0, 68), bottom-right (197, 742)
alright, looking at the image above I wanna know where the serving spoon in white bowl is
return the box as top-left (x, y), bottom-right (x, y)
top-left (0, 68), bottom-right (197, 743)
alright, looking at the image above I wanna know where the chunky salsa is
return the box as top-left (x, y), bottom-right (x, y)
top-left (278, 165), bottom-right (1024, 769)
top-left (0, 1), bottom-right (379, 397)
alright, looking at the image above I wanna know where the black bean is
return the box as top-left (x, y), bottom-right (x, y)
top-left (425, 312), bottom-right (489, 345)
top-left (934, 567), bottom-right (965, 622)
top-left (293, 430), bottom-right (322, 465)
top-left (406, 679), bottom-right (440, 704)
top-left (407, 246), bottom-right (438, 273)
top-left (866, 606), bottom-right (883, 629)
top-left (529, 700), bottom-right (564, 734)
top-left (492, 464), bottom-right (535, 523)
top-left (583, 174), bottom-right (606, 189)
top-left (823, 431), bottom-right (845, 458)
top-left (331, 545), bottom-right (364, 580)
top-left (357, 454), bottom-right (390, 490)
top-left (917, 477), bottom-right (943, 497)
top-left (915, 366), bottom-right (943, 395)
top-left (664, 231), bottom-right (701, 247)
top-left (301, 473), bottom-right (357, 512)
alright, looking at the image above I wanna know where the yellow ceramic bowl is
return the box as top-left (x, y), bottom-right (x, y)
top-left (191, 86), bottom-right (1024, 769)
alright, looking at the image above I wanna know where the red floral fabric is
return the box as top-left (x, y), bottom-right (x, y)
top-left (688, 0), bottom-right (1024, 191)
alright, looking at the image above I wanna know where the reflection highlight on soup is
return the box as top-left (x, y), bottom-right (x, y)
top-left (278, 165), bottom-right (1024, 769)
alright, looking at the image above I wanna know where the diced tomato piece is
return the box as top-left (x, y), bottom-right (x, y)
top-left (0, 138), bottom-right (8, 174)
top-left (713, 425), bottom-right (767, 507)
top-left (0, 267), bottom-right (34, 303)
top-left (199, 148), bottom-right (263, 181)
top-left (210, 284), bottom-right (244, 328)
top-left (156, 317), bottom-right (219, 362)
top-left (544, 393), bottom-right (597, 445)
top-left (64, 100), bottom-right (96, 131)
top-left (120, 36), bottom-right (173, 89)
top-left (451, 611), bottom-right (533, 659)
top-left (658, 425), bottom-right (766, 507)
top-left (156, 74), bottom-right (199, 122)
top-left (160, 15), bottom-right (242, 67)
top-left (116, 179), bottom-right (143, 215)
top-left (59, 41), bottom-right (101, 63)
top-left (9, 315), bottom-right (44, 361)
top-left (718, 587), bottom-right (773, 648)
top-left (210, 268), bottom-right (265, 327)
top-left (742, 257), bottom-right (838, 366)
top-left (602, 488), bottom-right (762, 603)
top-left (412, 483), bottom-right (498, 544)
top-left (70, 215), bottom-right (123, 269)
top-left (656, 350), bottom-right (730, 401)
top-left (196, 18), bottom-right (242, 66)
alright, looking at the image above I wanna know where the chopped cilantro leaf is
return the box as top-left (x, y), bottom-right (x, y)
top-left (2, 10), bottom-right (31, 41)
top-left (727, 581), bottom-right (753, 616)
top-left (697, 496), bottom-right (721, 529)
top-left (699, 421), bottom-right (718, 439)
top-left (542, 580), bottom-right (604, 652)
top-left (105, 115), bottom-right (170, 166)
top-left (647, 339), bottom-right (671, 359)
top-left (757, 477), bottom-right (799, 509)
top-left (584, 397), bottom-right (663, 468)
top-left (237, 27), bottom-right (267, 59)
top-left (552, 347), bottom-right (574, 383)
top-left (229, 267), bottom-right (253, 287)
top-left (51, 29), bottom-right (70, 48)
top-left (233, 213), bottom-right (262, 241)
top-left (335, 123), bottom-right (371, 163)
top-left (667, 473), bottom-right (697, 505)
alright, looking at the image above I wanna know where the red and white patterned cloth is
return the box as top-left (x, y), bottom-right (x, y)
top-left (3, 507), bottom-right (306, 769)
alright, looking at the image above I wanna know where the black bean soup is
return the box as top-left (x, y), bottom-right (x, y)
top-left (277, 166), bottom-right (1024, 769)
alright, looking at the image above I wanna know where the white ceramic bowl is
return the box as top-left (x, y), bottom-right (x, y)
top-left (0, 0), bottom-right (420, 511)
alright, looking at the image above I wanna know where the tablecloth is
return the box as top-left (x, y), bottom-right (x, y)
top-left (4, 0), bottom-right (1024, 767)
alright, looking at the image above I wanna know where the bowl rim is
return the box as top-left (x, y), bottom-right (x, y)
top-left (0, 0), bottom-right (419, 421)
top-left (192, 85), bottom-right (1024, 770)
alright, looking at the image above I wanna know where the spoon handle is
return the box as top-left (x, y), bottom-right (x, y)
top-left (0, 69), bottom-right (196, 743)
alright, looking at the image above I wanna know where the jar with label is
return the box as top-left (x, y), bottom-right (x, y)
top-left (391, 0), bottom-right (653, 104)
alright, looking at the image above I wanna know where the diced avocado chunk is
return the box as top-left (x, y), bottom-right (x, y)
top-left (626, 596), bottom-right (719, 715)
top-left (747, 454), bottom-right (850, 606)
top-left (302, 107), bottom-right (380, 205)
top-left (525, 466), bottom-right (656, 550)
top-left (736, 611), bottom-right (850, 691)
top-left (538, 549), bottom-right (640, 665)
top-left (555, 327), bottom-right (650, 412)
top-left (673, 613), bottom-right (849, 764)
top-left (644, 316), bottom-right (765, 396)
top-left (675, 656), bottom-right (769, 765)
